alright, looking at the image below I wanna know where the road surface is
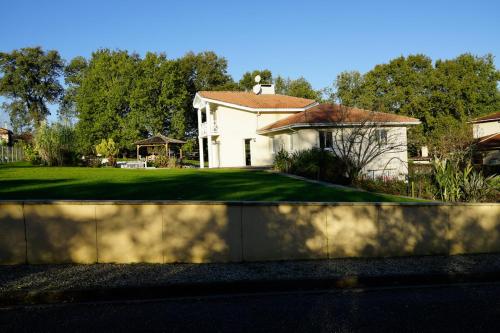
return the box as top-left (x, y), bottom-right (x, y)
top-left (1, 282), bottom-right (500, 332)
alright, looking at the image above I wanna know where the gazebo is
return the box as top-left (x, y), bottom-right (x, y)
top-left (134, 134), bottom-right (186, 160)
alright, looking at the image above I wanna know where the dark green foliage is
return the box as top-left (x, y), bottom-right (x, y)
top-left (239, 69), bottom-right (273, 90)
top-left (330, 54), bottom-right (500, 156)
top-left (273, 149), bottom-right (291, 173)
top-left (0, 47), bottom-right (64, 131)
top-left (353, 178), bottom-right (409, 197)
top-left (274, 148), bottom-right (348, 184)
top-left (73, 50), bottom-right (189, 154)
top-left (275, 76), bottom-right (321, 100)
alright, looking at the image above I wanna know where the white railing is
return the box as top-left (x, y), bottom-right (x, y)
top-left (199, 122), bottom-right (218, 136)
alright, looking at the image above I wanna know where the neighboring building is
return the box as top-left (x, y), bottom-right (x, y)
top-left (0, 128), bottom-right (13, 146)
top-left (470, 112), bottom-right (500, 166)
top-left (193, 82), bottom-right (420, 178)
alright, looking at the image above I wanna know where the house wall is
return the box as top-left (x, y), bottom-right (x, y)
top-left (273, 127), bottom-right (409, 178)
top-left (473, 121), bottom-right (500, 139)
top-left (214, 104), bottom-right (296, 167)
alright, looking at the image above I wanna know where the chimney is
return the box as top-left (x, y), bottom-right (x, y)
top-left (252, 75), bottom-right (275, 95)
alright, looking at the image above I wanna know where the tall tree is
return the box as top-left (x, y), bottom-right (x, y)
top-left (59, 56), bottom-right (87, 123)
top-left (72, 50), bottom-right (191, 154)
top-left (274, 76), bottom-right (320, 100)
top-left (331, 71), bottom-right (368, 107)
top-left (178, 51), bottom-right (235, 135)
top-left (0, 47), bottom-right (64, 131)
top-left (239, 69), bottom-right (272, 91)
top-left (73, 49), bottom-right (141, 153)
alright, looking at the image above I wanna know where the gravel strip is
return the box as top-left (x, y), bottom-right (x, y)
top-left (1, 254), bottom-right (500, 294)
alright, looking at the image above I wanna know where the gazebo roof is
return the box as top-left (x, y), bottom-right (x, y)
top-left (134, 134), bottom-right (186, 146)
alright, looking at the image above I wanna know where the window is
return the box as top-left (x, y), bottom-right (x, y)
top-left (376, 129), bottom-right (388, 145)
top-left (319, 131), bottom-right (332, 149)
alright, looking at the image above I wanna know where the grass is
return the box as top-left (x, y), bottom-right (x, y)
top-left (0, 162), bottom-right (422, 202)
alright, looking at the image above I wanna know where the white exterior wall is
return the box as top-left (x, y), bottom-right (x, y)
top-left (273, 127), bottom-right (409, 178)
top-left (473, 121), bottom-right (500, 139)
top-left (198, 101), bottom-right (411, 176)
top-left (214, 104), bottom-right (296, 167)
top-left (362, 127), bottom-right (408, 179)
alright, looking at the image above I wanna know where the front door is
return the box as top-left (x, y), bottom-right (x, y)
top-left (244, 139), bottom-right (251, 166)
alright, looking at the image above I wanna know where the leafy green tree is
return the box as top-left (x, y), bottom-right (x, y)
top-left (73, 49), bottom-right (140, 154)
top-left (430, 54), bottom-right (500, 123)
top-left (72, 50), bottom-right (192, 154)
top-left (0, 47), bottom-right (64, 131)
top-left (59, 56), bottom-right (88, 123)
top-left (330, 53), bottom-right (500, 157)
top-left (274, 76), bottom-right (320, 100)
top-left (178, 51), bottom-right (235, 135)
top-left (331, 71), bottom-right (368, 107)
top-left (239, 69), bottom-right (272, 90)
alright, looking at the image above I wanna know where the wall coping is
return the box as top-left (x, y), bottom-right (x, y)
top-left (0, 200), bottom-right (498, 207)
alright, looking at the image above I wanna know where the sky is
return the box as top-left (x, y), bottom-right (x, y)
top-left (1, 0), bottom-right (499, 126)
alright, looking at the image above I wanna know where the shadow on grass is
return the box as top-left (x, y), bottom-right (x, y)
top-left (0, 167), bottom-right (402, 202)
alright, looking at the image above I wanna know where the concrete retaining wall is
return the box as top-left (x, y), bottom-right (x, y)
top-left (1, 201), bottom-right (499, 264)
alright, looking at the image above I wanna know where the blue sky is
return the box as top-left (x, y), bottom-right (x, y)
top-left (1, 0), bottom-right (499, 126)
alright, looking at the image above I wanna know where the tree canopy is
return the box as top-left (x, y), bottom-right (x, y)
top-left (1, 47), bottom-right (498, 159)
top-left (0, 47), bottom-right (64, 132)
top-left (331, 53), bottom-right (500, 153)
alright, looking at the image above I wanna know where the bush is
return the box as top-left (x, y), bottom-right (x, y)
top-left (354, 177), bottom-right (409, 196)
top-left (273, 149), bottom-right (291, 172)
top-left (274, 148), bottom-right (348, 184)
top-left (23, 144), bottom-right (42, 165)
top-left (95, 138), bottom-right (119, 166)
top-left (34, 122), bottom-right (76, 166)
top-left (152, 155), bottom-right (180, 168)
top-left (432, 158), bottom-right (496, 202)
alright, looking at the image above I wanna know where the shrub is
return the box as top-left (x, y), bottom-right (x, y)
top-left (354, 177), bottom-right (408, 196)
top-left (23, 144), bottom-right (41, 165)
top-left (167, 157), bottom-right (179, 169)
top-left (432, 158), bottom-right (496, 202)
top-left (95, 138), bottom-right (119, 166)
top-left (274, 148), bottom-right (348, 184)
top-left (34, 122), bottom-right (76, 166)
top-left (273, 149), bottom-right (291, 172)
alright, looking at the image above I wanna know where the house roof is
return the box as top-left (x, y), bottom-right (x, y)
top-left (258, 103), bottom-right (421, 133)
top-left (470, 112), bottom-right (500, 124)
top-left (0, 128), bottom-right (13, 134)
top-left (134, 134), bottom-right (186, 146)
top-left (197, 91), bottom-right (317, 110)
top-left (476, 133), bottom-right (500, 150)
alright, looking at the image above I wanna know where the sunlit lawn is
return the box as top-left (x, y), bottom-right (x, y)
top-left (0, 162), bottom-right (420, 202)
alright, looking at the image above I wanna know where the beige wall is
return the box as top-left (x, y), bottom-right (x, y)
top-left (1, 201), bottom-right (499, 264)
top-left (473, 121), bottom-right (500, 139)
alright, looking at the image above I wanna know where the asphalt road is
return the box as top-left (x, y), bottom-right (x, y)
top-left (1, 282), bottom-right (500, 332)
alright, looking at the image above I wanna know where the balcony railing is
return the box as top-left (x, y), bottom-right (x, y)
top-left (199, 122), bottom-right (218, 136)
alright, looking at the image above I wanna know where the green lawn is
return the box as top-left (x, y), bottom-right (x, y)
top-left (0, 162), bottom-right (420, 202)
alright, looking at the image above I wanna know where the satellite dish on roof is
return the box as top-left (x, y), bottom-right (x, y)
top-left (253, 84), bottom-right (262, 94)
top-left (254, 75), bottom-right (261, 83)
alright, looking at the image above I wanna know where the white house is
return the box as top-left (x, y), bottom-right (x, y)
top-left (470, 112), bottom-right (500, 166)
top-left (193, 82), bottom-right (420, 178)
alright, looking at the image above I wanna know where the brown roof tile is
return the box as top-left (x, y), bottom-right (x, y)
top-left (476, 133), bottom-right (500, 150)
top-left (258, 103), bottom-right (420, 132)
top-left (471, 112), bottom-right (500, 123)
top-left (198, 91), bottom-right (317, 109)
